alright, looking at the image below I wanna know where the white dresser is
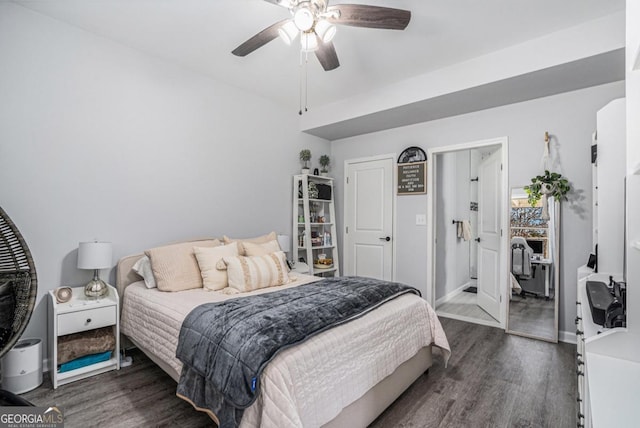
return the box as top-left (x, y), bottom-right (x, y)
top-left (576, 270), bottom-right (640, 428)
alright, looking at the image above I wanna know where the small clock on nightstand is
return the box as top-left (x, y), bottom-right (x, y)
top-left (48, 284), bottom-right (120, 388)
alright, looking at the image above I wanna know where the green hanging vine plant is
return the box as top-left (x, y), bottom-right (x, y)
top-left (523, 170), bottom-right (571, 206)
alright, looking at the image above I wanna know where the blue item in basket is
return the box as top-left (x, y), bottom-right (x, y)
top-left (58, 351), bottom-right (112, 373)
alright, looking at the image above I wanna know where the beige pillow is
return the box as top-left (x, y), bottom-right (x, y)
top-left (223, 232), bottom-right (277, 255)
top-left (243, 240), bottom-right (281, 257)
top-left (194, 242), bottom-right (239, 291)
top-left (223, 251), bottom-right (290, 293)
top-left (145, 239), bottom-right (220, 292)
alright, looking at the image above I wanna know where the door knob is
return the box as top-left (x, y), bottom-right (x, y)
top-left (379, 236), bottom-right (391, 242)
top-left (475, 238), bottom-right (481, 243)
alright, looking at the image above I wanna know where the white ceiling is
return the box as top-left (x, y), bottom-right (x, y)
top-left (14, 0), bottom-right (625, 110)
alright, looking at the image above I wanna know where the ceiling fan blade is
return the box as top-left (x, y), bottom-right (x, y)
top-left (327, 4), bottom-right (411, 30)
top-left (263, 0), bottom-right (292, 7)
top-left (315, 38), bottom-right (340, 71)
top-left (232, 19), bottom-right (290, 57)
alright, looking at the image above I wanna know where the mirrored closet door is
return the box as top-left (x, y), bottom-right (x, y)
top-left (506, 187), bottom-right (559, 342)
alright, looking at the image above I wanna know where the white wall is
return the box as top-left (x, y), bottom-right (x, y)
top-left (435, 150), bottom-right (471, 302)
top-left (469, 149), bottom-right (482, 278)
top-left (455, 151), bottom-right (471, 289)
top-left (0, 3), bottom-right (329, 358)
top-left (331, 81), bottom-right (625, 335)
top-left (435, 152), bottom-right (466, 300)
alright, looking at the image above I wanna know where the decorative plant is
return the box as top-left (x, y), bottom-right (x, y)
top-left (319, 155), bottom-right (330, 173)
top-left (299, 149), bottom-right (311, 169)
top-left (524, 170), bottom-right (571, 220)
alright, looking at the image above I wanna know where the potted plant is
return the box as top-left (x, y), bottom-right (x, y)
top-left (319, 155), bottom-right (330, 176)
top-left (524, 170), bottom-right (571, 220)
top-left (299, 149), bottom-right (311, 174)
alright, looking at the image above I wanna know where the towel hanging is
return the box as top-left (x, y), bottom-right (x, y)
top-left (461, 220), bottom-right (472, 241)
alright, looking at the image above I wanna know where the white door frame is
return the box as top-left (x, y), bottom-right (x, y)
top-left (343, 153), bottom-right (397, 281)
top-left (426, 137), bottom-right (510, 328)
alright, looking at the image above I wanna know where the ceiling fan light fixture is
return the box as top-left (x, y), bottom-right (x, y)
top-left (300, 31), bottom-right (318, 52)
top-left (278, 21), bottom-right (299, 45)
top-left (293, 7), bottom-right (314, 31)
top-left (314, 19), bottom-right (336, 43)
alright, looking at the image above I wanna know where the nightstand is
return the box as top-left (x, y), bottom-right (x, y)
top-left (48, 284), bottom-right (120, 388)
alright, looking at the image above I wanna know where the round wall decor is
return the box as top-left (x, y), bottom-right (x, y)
top-left (397, 146), bottom-right (427, 164)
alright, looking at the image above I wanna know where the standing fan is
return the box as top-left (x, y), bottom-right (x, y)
top-left (0, 206), bottom-right (37, 405)
top-left (232, 0), bottom-right (411, 71)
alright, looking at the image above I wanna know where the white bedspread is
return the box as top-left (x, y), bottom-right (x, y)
top-left (121, 275), bottom-right (450, 428)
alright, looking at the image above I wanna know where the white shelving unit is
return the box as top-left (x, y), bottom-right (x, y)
top-left (293, 174), bottom-right (340, 277)
top-left (593, 99), bottom-right (626, 274)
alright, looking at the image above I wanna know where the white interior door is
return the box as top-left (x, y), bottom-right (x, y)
top-left (344, 157), bottom-right (394, 280)
top-left (477, 149), bottom-right (502, 321)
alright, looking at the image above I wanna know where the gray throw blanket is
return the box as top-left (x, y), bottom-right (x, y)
top-left (175, 276), bottom-right (420, 427)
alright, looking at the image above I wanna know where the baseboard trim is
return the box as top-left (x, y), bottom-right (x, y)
top-left (559, 330), bottom-right (577, 344)
top-left (435, 282), bottom-right (470, 306)
top-left (436, 311), bottom-right (501, 329)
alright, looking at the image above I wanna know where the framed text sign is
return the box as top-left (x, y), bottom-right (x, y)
top-left (397, 162), bottom-right (426, 195)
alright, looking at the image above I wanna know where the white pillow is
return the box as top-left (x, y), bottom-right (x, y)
top-left (194, 242), bottom-right (240, 291)
top-left (223, 251), bottom-right (290, 293)
top-left (243, 240), bottom-right (281, 256)
top-left (132, 256), bottom-right (157, 289)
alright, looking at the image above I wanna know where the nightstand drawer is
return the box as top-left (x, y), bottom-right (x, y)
top-left (58, 306), bottom-right (116, 336)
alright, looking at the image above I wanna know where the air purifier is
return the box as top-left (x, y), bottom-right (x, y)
top-left (1, 338), bottom-right (43, 394)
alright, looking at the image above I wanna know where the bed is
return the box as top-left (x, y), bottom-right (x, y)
top-left (117, 240), bottom-right (450, 428)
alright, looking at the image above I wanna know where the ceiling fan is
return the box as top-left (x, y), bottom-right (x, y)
top-left (232, 0), bottom-right (411, 71)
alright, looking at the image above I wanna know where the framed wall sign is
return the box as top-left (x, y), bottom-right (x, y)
top-left (397, 146), bottom-right (427, 195)
top-left (397, 162), bottom-right (427, 194)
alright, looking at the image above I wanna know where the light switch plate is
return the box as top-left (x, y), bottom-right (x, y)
top-left (416, 214), bottom-right (427, 225)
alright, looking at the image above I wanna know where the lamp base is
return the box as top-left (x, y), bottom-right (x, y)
top-left (84, 278), bottom-right (108, 299)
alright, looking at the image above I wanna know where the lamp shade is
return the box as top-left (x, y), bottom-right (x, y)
top-left (77, 241), bottom-right (112, 270)
top-left (278, 21), bottom-right (299, 45)
top-left (315, 19), bottom-right (336, 43)
top-left (277, 234), bottom-right (291, 253)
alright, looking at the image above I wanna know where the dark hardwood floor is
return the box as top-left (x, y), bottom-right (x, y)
top-left (371, 318), bottom-right (577, 428)
top-left (22, 318), bottom-right (577, 428)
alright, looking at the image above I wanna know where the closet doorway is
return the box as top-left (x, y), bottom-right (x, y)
top-left (427, 138), bottom-right (509, 328)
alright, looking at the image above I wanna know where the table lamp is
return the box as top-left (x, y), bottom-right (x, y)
top-left (277, 234), bottom-right (291, 260)
top-left (77, 241), bottom-right (112, 298)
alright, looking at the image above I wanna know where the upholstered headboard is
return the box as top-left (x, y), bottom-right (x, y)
top-left (115, 253), bottom-right (145, 308)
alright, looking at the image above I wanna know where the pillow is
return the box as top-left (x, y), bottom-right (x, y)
top-left (223, 251), bottom-right (290, 293)
top-left (243, 240), bottom-right (281, 257)
top-left (132, 256), bottom-right (156, 289)
top-left (223, 232), bottom-right (277, 255)
top-left (145, 239), bottom-right (220, 292)
top-left (194, 242), bottom-right (240, 291)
